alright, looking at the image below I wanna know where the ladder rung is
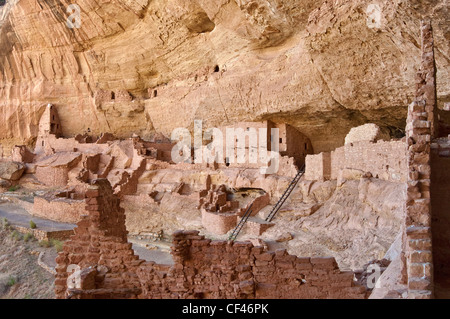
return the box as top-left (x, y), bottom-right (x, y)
top-left (229, 204), bottom-right (254, 240)
top-left (264, 169), bottom-right (305, 222)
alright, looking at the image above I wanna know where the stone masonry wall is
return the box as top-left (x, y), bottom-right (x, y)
top-left (305, 139), bottom-right (406, 182)
top-left (32, 196), bottom-right (85, 224)
top-left (55, 179), bottom-right (367, 299)
top-left (137, 232), bottom-right (366, 299)
top-left (431, 139), bottom-right (450, 296)
top-left (403, 20), bottom-right (436, 299)
top-left (305, 152), bottom-right (331, 181)
top-left (35, 166), bottom-right (71, 187)
top-left (55, 179), bottom-right (142, 299)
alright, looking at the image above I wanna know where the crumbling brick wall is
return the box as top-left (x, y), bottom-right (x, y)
top-left (55, 179), bottom-right (366, 299)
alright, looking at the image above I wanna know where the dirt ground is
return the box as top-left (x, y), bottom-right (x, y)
top-left (0, 227), bottom-right (56, 299)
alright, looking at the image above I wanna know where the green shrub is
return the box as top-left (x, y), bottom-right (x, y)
top-left (23, 233), bottom-right (34, 242)
top-left (10, 230), bottom-right (22, 241)
top-left (7, 185), bottom-right (20, 192)
top-left (29, 220), bottom-right (37, 229)
top-left (38, 240), bottom-right (50, 248)
top-left (6, 276), bottom-right (17, 287)
top-left (50, 239), bottom-right (64, 252)
top-left (1, 217), bottom-right (9, 230)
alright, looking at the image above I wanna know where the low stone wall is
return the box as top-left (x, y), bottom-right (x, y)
top-left (38, 251), bottom-right (57, 275)
top-left (32, 196), bottom-right (85, 224)
top-left (55, 179), bottom-right (367, 299)
top-left (305, 139), bottom-right (407, 183)
top-left (11, 225), bottom-right (74, 241)
top-left (137, 231), bottom-right (366, 299)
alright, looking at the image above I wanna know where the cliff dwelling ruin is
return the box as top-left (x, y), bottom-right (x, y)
top-left (0, 0), bottom-right (449, 303)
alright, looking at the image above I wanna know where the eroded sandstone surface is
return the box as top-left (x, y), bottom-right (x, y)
top-left (0, 0), bottom-right (449, 153)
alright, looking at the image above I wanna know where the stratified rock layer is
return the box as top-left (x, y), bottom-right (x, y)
top-left (0, 0), bottom-right (449, 153)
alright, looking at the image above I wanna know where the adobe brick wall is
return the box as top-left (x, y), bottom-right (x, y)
top-left (55, 179), bottom-right (367, 299)
top-left (32, 196), bottom-right (85, 224)
top-left (114, 159), bottom-right (146, 197)
top-left (35, 134), bottom-right (110, 156)
top-left (305, 139), bottom-right (406, 182)
top-left (219, 121), bottom-right (311, 171)
top-left (280, 124), bottom-right (314, 168)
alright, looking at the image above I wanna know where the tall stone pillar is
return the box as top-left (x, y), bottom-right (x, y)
top-left (404, 19), bottom-right (436, 299)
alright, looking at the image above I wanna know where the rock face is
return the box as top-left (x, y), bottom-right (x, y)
top-left (258, 178), bottom-right (405, 270)
top-left (0, 161), bottom-right (25, 181)
top-left (0, 0), bottom-right (449, 153)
